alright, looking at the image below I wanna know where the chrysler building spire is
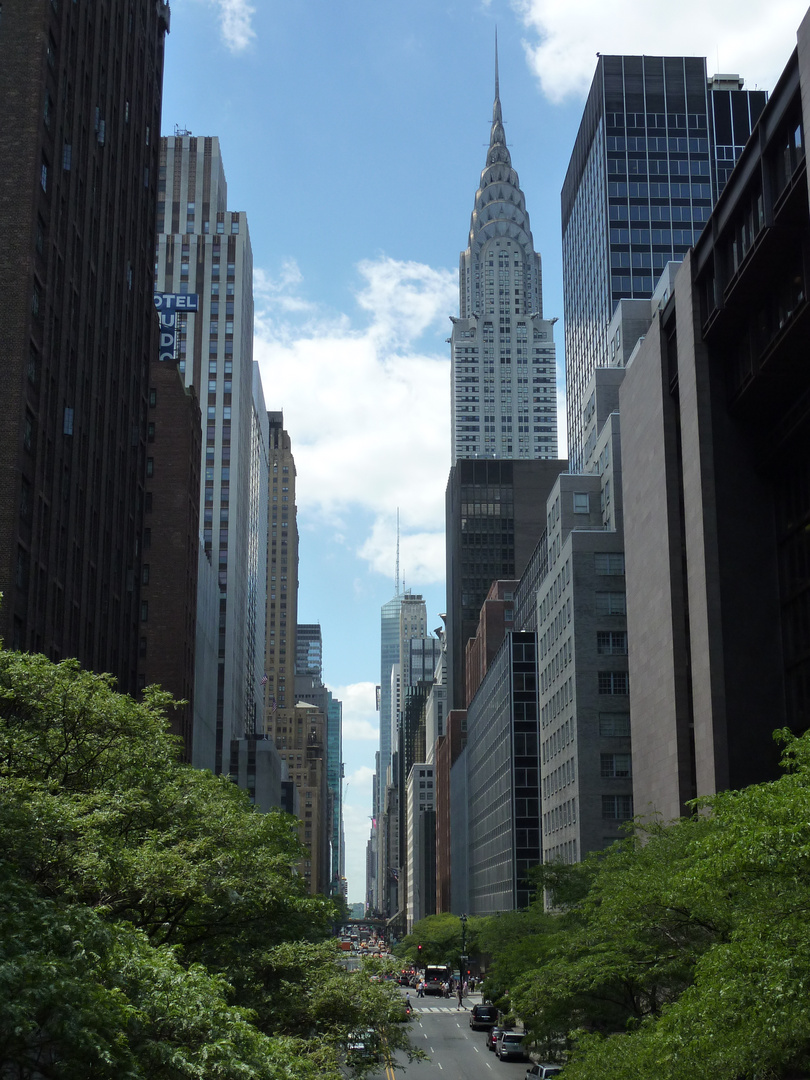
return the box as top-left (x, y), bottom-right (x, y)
top-left (449, 44), bottom-right (558, 463)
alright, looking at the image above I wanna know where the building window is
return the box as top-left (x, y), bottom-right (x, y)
top-left (599, 713), bottom-right (631, 737)
top-left (23, 412), bottom-right (35, 454)
top-left (598, 671), bottom-right (629, 695)
top-left (573, 492), bottom-right (589, 513)
top-left (596, 591), bottom-right (626, 615)
top-left (601, 753), bottom-right (632, 778)
top-left (602, 794), bottom-right (633, 819)
top-left (597, 630), bottom-right (627, 655)
top-left (595, 552), bottom-right (625, 575)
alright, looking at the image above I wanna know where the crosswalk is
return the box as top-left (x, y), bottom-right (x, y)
top-left (409, 1002), bottom-right (473, 1013)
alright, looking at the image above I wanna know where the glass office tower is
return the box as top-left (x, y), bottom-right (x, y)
top-left (562, 56), bottom-right (767, 469)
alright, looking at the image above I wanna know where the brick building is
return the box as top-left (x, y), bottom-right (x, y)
top-left (0, 0), bottom-right (170, 686)
top-left (137, 362), bottom-right (201, 760)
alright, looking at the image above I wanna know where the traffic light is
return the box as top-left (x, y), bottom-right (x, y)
top-left (418, 944), bottom-right (422, 957)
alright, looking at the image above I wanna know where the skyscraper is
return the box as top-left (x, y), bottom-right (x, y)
top-left (296, 623), bottom-right (323, 680)
top-left (0, 0), bottom-right (171, 683)
top-left (264, 411), bottom-right (298, 722)
top-left (562, 56), bottom-right (767, 469)
top-left (618, 13), bottom-right (810, 820)
top-left (445, 457), bottom-right (564, 710)
top-left (155, 135), bottom-right (266, 773)
top-left (378, 593), bottom-right (403, 787)
top-left (450, 48), bottom-right (558, 464)
top-left (264, 413), bottom-right (330, 894)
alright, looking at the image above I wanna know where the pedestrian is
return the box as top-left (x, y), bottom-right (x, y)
top-left (405, 991), bottom-right (411, 1011)
top-left (417, 979), bottom-right (424, 998)
top-left (457, 984), bottom-right (466, 1010)
top-left (463, 979), bottom-right (469, 997)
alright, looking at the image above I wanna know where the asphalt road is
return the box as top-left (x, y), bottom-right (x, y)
top-left (372, 994), bottom-right (533, 1080)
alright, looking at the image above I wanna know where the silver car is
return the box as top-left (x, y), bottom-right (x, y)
top-left (525, 1065), bottom-right (563, 1079)
top-left (496, 1031), bottom-right (528, 1062)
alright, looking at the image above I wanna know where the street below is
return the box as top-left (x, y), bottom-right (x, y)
top-left (370, 992), bottom-right (534, 1080)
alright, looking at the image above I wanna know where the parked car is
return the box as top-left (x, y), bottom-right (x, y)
top-left (525, 1066), bottom-right (564, 1080)
top-left (470, 1004), bottom-right (499, 1031)
top-left (487, 1025), bottom-right (506, 1051)
top-left (496, 1031), bottom-right (528, 1062)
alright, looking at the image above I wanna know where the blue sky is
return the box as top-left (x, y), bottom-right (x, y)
top-left (161, 0), bottom-right (807, 903)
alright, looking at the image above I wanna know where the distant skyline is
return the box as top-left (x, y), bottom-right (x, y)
top-left (162, 0), bottom-right (808, 902)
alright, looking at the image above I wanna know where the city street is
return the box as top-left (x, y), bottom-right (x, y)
top-left (370, 994), bottom-right (533, 1080)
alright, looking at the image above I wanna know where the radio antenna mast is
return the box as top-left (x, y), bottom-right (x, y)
top-left (397, 507), bottom-right (403, 600)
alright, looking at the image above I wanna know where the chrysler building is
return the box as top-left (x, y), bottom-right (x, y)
top-left (450, 50), bottom-right (558, 463)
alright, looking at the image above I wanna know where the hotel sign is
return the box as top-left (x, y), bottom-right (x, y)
top-left (154, 293), bottom-right (199, 362)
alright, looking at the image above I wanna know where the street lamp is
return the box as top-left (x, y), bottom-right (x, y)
top-left (460, 913), bottom-right (468, 974)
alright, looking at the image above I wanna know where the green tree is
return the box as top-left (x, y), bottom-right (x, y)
top-left (396, 912), bottom-right (484, 968)
top-left (0, 862), bottom-right (326, 1079)
top-left (0, 650), bottom-right (421, 1077)
top-left (508, 729), bottom-right (810, 1079)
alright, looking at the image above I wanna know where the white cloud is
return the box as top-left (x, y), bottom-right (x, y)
top-left (513, 0), bottom-right (807, 103)
top-left (255, 256), bottom-right (455, 583)
top-left (332, 681), bottom-right (379, 741)
top-left (217, 0), bottom-right (255, 52)
top-left (176, 0), bottom-right (256, 54)
top-left (346, 765), bottom-right (376, 794)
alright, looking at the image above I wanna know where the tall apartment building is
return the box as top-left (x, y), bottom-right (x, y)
top-left (263, 413), bottom-right (329, 894)
top-left (378, 593), bottom-right (403, 789)
top-left (537, 387), bottom-right (631, 868)
top-left (406, 762), bottom-right (436, 932)
top-left (264, 411), bottom-right (298, 719)
top-left (377, 591), bottom-right (440, 917)
top-left (450, 52), bottom-right (558, 463)
top-left (562, 55), bottom-right (767, 469)
top-left (155, 135), bottom-right (266, 773)
top-left (295, 673), bottom-right (339, 896)
top-left (0, 0), bottom-right (170, 685)
top-left (326, 691), bottom-right (345, 895)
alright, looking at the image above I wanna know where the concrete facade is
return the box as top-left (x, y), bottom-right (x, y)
top-left (156, 135), bottom-right (265, 774)
top-left (620, 14), bottom-right (810, 819)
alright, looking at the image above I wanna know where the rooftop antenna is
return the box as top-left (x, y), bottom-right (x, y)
top-left (495, 27), bottom-right (500, 103)
top-left (397, 507), bottom-right (403, 600)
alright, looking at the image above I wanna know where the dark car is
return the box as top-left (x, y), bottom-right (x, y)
top-left (497, 1031), bottom-right (528, 1062)
top-left (470, 1004), bottom-right (499, 1031)
top-left (346, 1029), bottom-right (380, 1066)
top-left (487, 1025), bottom-right (505, 1051)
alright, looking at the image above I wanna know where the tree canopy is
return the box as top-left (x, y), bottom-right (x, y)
top-left (493, 728), bottom-right (810, 1079)
top-left (0, 650), bottom-right (418, 1078)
